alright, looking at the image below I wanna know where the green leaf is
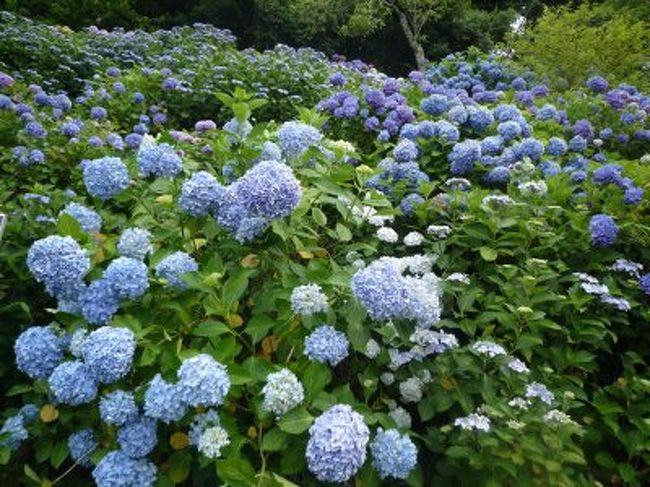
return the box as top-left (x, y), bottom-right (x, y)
top-left (479, 247), bottom-right (498, 262)
top-left (222, 269), bottom-right (254, 308)
top-left (56, 213), bottom-right (85, 240)
top-left (335, 223), bottom-right (352, 242)
top-left (311, 207), bottom-right (327, 226)
top-left (168, 451), bottom-right (191, 483)
top-left (50, 441), bottom-right (68, 469)
top-left (302, 362), bottom-right (331, 397)
top-left (261, 428), bottom-right (288, 452)
top-left (191, 321), bottom-right (229, 337)
top-left (216, 458), bottom-right (256, 487)
top-left (278, 407), bottom-right (314, 434)
top-left (6, 384), bottom-right (32, 396)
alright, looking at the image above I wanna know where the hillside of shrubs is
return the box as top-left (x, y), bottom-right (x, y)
top-left (1, 10), bottom-right (649, 487)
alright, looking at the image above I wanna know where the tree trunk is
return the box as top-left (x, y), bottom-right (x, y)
top-left (396, 9), bottom-right (427, 71)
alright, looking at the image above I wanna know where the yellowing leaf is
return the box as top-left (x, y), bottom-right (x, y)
top-left (169, 432), bottom-right (189, 450)
top-left (298, 250), bottom-right (314, 259)
top-left (240, 254), bottom-right (260, 268)
top-left (247, 426), bottom-right (257, 439)
top-left (261, 335), bottom-right (280, 354)
top-left (155, 194), bottom-right (173, 205)
top-left (227, 314), bottom-right (244, 327)
top-left (40, 404), bottom-right (59, 423)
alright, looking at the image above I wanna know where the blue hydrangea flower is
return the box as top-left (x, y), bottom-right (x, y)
top-left (82, 157), bottom-right (129, 200)
top-left (258, 141), bottom-right (282, 162)
top-left (144, 374), bottom-right (187, 423)
top-left (223, 117), bottom-right (252, 138)
top-left (1, 414), bottom-right (28, 449)
top-left (103, 257), bottom-right (149, 300)
top-left (137, 142), bottom-right (183, 178)
top-left (15, 326), bottom-right (63, 379)
top-left (90, 106), bottom-right (107, 120)
top-left (568, 135), bottom-right (587, 152)
top-left (179, 171), bottom-right (225, 216)
top-left (592, 164), bottom-right (623, 185)
top-left (589, 214), bottom-right (618, 247)
top-left (27, 235), bottom-right (90, 300)
top-left (278, 121), bottom-right (322, 159)
top-left (525, 382), bottom-right (554, 404)
top-left (262, 368), bottom-right (305, 417)
top-left (480, 136), bottom-right (504, 155)
top-left (19, 404), bottom-right (39, 423)
top-left (236, 160), bottom-right (302, 219)
top-left (393, 139), bottom-right (418, 163)
top-left (125, 133), bottom-right (143, 149)
top-left (59, 203), bottom-right (102, 233)
top-left (100, 390), bottom-right (138, 427)
top-left (25, 121), bottom-right (47, 138)
top-left (370, 428), bottom-right (417, 480)
top-left (189, 409), bottom-right (221, 446)
top-left (117, 228), bottom-right (153, 261)
top-left (624, 187), bottom-right (644, 205)
top-left (197, 426), bottom-right (230, 459)
top-left (497, 121), bottom-right (522, 141)
top-left (117, 417), bottom-right (157, 458)
top-left (454, 412), bottom-right (491, 431)
top-left (420, 94), bottom-right (448, 115)
top-left (48, 361), bottom-right (97, 405)
top-left (79, 279), bottom-right (121, 326)
top-left (68, 429), bottom-right (97, 467)
top-left (88, 135), bottom-right (104, 147)
top-left (306, 404), bottom-right (369, 483)
top-left (177, 354), bottom-right (230, 407)
top-left (304, 325), bottom-right (349, 366)
top-left (467, 106), bottom-right (494, 132)
top-left (155, 252), bottom-right (198, 289)
top-left (290, 284), bottom-right (328, 316)
top-left (92, 451), bottom-right (157, 487)
top-left (485, 166), bottom-right (510, 185)
top-left (82, 327), bottom-right (136, 384)
top-left (587, 76), bottom-right (608, 92)
top-left (639, 274), bottom-right (650, 295)
top-left (515, 138), bottom-right (545, 161)
top-left (546, 137), bottom-right (567, 156)
top-left (234, 217), bottom-right (269, 242)
top-left (448, 140), bottom-right (481, 175)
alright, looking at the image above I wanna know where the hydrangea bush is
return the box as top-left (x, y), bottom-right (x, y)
top-left (0, 13), bottom-right (649, 487)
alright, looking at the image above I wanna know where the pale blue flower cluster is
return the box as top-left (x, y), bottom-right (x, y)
top-left (454, 412), bottom-right (491, 432)
top-left (589, 214), bottom-right (618, 247)
top-left (525, 382), bottom-right (555, 405)
top-left (304, 325), bottom-right (349, 366)
top-left (290, 284), bottom-right (328, 316)
top-left (100, 390), bottom-right (138, 426)
top-left (179, 171), bottom-right (225, 216)
top-left (82, 156), bottom-right (129, 200)
top-left (0, 414), bottom-right (28, 450)
top-left (370, 428), bottom-right (417, 480)
top-left (79, 279), bottom-right (120, 325)
top-left (103, 257), bottom-right (149, 299)
top-left (261, 368), bottom-right (305, 417)
top-left (471, 340), bottom-right (507, 358)
top-left (117, 417), bottom-right (157, 458)
top-left (92, 451), bottom-right (157, 487)
top-left (188, 409), bottom-right (221, 446)
top-left (82, 327), bottom-right (136, 384)
top-left (155, 251), bottom-right (198, 289)
top-left (177, 354), bottom-right (230, 407)
top-left (27, 235), bottom-right (90, 300)
top-left (14, 326), bottom-right (63, 379)
top-left (144, 374), bottom-right (187, 423)
top-left (137, 142), bottom-right (183, 178)
top-left (278, 121), bottom-right (322, 159)
top-left (68, 429), bottom-right (97, 467)
top-left (59, 202), bottom-right (102, 233)
top-left (197, 426), bottom-right (230, 459)
top-left (306, 404), bottom-right (369, 483)
top-left (48, 361), bottom-right (98, 405)
top-left (117, 228), bottom-right (153, 261)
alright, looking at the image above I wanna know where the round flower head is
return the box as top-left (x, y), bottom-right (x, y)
top-left (304, 325), bottom-right (349, 366)
top-left (79, 279), bottom-right (120, 326)
top-left (100, 390), bottom-right (138, 427)
top-left (177, 354), bottom-right (230, 407)
top-left (0, 414), bottom-right (28, 450)
top-left (234, 217), bottom-right (269, 243)
top-left (14, 326), bottom-right (63, 379)
top-left (471, 340), bottom-right (506, 358)
top-left (82, 157), bottom-right (129, 200)
top-left (117, 417), bottom-right (157, 458)
top-left (197, 426), bottom-right (230, 459)
top-left (377, 227), bottom-right (399, 243)
top-left (189, 409), bottom-right (221, 446)
top-left (48, 361), bottom-right (97, 405)
top-left (59, 203), bottom-right (102, 233)
top-left (290, 284), bottom-right (328, 316)
top-left (103, 257), bottom-right (149, 300)
top-left (82, 327), bottom-right (136, 384)
top-left (236, 160), bottom-right (302, 219)
top-left (278, 121), bottom-right (322, 159)
top-left (370, 429), bottom-right (417, 480)
top-left (393, 139), bottom-right (418, 163)
top-left (448, 140), bottom-right (481, 175)
top-left (589, 214), bottom-right (618, 247)
top-left (92, 451), bottom-right (157, 487)
top-left (137, 142), bottom-right (183, 178)
top-left (179, 171), bottom-right (225, 216)
top-left (27, 235), bottom-right (90, 300)
top-left (117, 228), bottom-right (153, 261)
top-left (68, 429), bottom-right (97, 467)
top-left (306, 404), bottom-right (369, 483)
top-left (155, 252), bottom-right (198, 289)
top-left (20, 404), bottom-right (39, 423)
top-left (639, 273), bottom-right (650, 296)
top-left (144, 374), bottom-right (187, 423)
top-left (194, 120), bottom-right (217, 132)
top-left (262, 368), bottom-right (305, 417)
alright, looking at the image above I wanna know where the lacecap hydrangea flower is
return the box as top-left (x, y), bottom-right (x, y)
top-left (92, 451), bottom-right (157, 487)
top-left (68, 429), bottom-right (97, 467)
top-left (306, 404), bottom-right (369, 483)
top-left (117, 228), bottom-right (153, 261)
top-left (278, 121), bottom-right (322, 159)
top-left (82, 157), bottom-right (129, 200)
top-left (525, 382), bottom-right (555, 404)
top-left (454, 412), bottom-right (491, 432)
top-left (177, 354), bottom-right (230, 407)
top-left (14, 326), bottom-right (63, 379)
top-left (59, 202), bottom-right (102, 233)
top-left (589, 214), bottom-right (618, 247)
top-left (137, 141), bottom-right (183, 178)
top-left (117, 417), bottom-right (157, 458)
top-left (82, 327), bottom-right (136, 384)
top-left (100, 390), bottom-right (138, 426)
top-left (370, 428), bottom-right (417, 480)
top-left (304, 325), bottom-right (349, 366)
top-left (471, 340), bottom-right (507, 358)
top-left (290, 284), bottom-right (328, 316)
top-left (179, 171), bottom-right (225, 216)
top-left (48, 361), bottom-right (98, 405)
top-left (155, 252), bottom-right (198, 289)
top-left (27, 235), bottom-right (90, 300)
top-left (144, 374), bottom-right (187, 423)
top-left (103, 257), bottom-right (149, 300)
top-left (262, 368), bottom-right (305, 417)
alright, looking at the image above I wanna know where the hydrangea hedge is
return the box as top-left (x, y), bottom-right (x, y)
top-left (1, 14), bottom-right (649, 487)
